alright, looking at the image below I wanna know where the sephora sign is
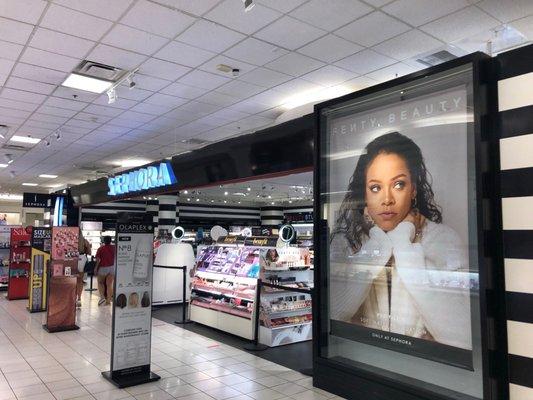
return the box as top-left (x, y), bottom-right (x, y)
top-left (107, 162), bottom-right (177, 196)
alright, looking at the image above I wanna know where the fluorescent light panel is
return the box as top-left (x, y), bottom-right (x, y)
top-left (0, 194), bottom-right (23, 201)
top-left (0, 164), bottom-right (7, 168)
top-left (10, 135), bottom-right (41, 144)
top-left (62, 73), bottom-right (113, 94)
top-left (39, 174), bottom-right (58, 178)
top-left (22, 183), bottom-right (38, 186)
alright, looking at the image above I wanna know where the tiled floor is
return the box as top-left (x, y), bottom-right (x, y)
top-left (0, 291), bottom-right (342, 400)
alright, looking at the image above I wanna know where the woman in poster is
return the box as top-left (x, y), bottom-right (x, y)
top-left (330, 131), bottom-right (472, 350)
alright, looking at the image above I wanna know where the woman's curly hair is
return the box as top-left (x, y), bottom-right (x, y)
top-left (332, 132), bottom-right (442, 252)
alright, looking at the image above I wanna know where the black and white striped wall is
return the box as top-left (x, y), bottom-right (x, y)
top-left (496, 44), bottom-right (533, 400)
top-left (260, 207), bottom-right (284, 226)
top-left (157, 195), bottom-right (179, 233)
top-left (80, 200), bottom-right (147, 223)
top-left (179, 203), bottom-right (260, 224)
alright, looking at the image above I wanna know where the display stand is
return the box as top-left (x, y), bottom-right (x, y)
top-left (7, 226), bottom-right (32, 300)
top-left (43, 227), bottom-right (80, 332)
top-left (28, 227), bottom-right (51, 313)
top-left (102, 221), bottom-right (160, 389)
top-left (0, 225), bottom-right (17, 292)
top-left (174, 266), bottom-right (191, 325)
top-left (243, 279), bottom-right (268, 351)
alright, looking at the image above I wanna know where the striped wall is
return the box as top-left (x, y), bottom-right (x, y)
top-left (157, 195), bottom-right (178, 233)
top-left (80, 200), bottom-right (146, 219)
top-left (497, 44), bottom-right (533, 399)
top-left (260, 207), bottom-right (284, 226)
top-left (179, 203), bottom-right (260, 223)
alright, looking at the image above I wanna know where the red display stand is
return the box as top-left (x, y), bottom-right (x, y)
top-left (7, 227), bottom-right (32, 300)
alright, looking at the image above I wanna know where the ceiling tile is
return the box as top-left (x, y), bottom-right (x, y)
top-left (178, 70), bottom-right (231, 90)
top-left (373, 29), bottom-right (442, 60)
top-left (36, 105), bottom-right (78, 118)
top-left (177, 20), bottom-right (246, 53)
top-left (224, 38), bottom-right (288, 66)
top-left (53, 0), bottom-right (134, 21)
top-left (365, 62), bottom-right (420, 82)
top-left (155, 41), bottom-right (216, 68)
top-left (228, 99), bottom-right (271, 114)
top-left (53, 87), bottom-right (99, 103)
top-left (132, 74), bottom-right (171, 92)
top-left (160, 82), bottom-right (209, 99)
top-left (30, 113), bottom-right (68, 125)
top-left (254, 16), bottom-right (326, 50)
top-left (118, 111), bottom-right (155, 123)
top-left (102, 24), bottom-right (169, 56)
top-left (120, 0), bottom-right (196, 38)
top-left (265, 53), bottom-right (325, 77)
top-left (88, 44), bottom-right (148, 70)
top-left (335, 49), bottom-right (396, 74)
top-left (0, 98), bottom-right (39, 112)
top-left (301, 65), bottom-right (356, 86)
top-left (40, 4), bottom-right (113, 41)
top-left (477, 0), bottom-right (533, 23)
top-left (20, 48), bottom-right (79, 73)
top-left (335, 11), bottom-right (410, 47)
top-left (149, 0), bottom-right (222, 16)
top-left (197, 91), bottom-right (240, 107)
top-left (298, 34), bottom-right (363, 63)
top-left (73, 112), bottom-right (111, 124)
top-left (272, 78), bottom-right (323, 95)
top-left (256, 0), bottom-right (307, 13)
top-left (5, 77), bottom-right (56, 95)
top-left (215, 80), bottom-right (265, 98)
top-left (118, 87), bottom-right (153, 102)
top-left (29, 28), bottom-right (95, 59)
top-left (290, 0), bottom-right (373, 31)
top-left (510, 15), bottom-right (533, 41)
top-left (238, 68), bottom-right (292, 88)
top-left (130, 102), bottom-right (174, 115)
top-left (84, 104), bottom-right (124, 118)
top-left (11, 63), bottom-right (67, 85)
top-left (0, 17), bottom-right (34, 45)
top-left (365, 0), bottom-right (395, 5)
top-left (199, 55), bottom-right (257, 78)
top-left (420, 6), bottom-right (500, 43)
top-left (0, 0), bottom-right (47, 24)
top-left (140, 58), bottom-right (191, 81)
top-left (383, 0), bottom-right (469, 26)
top-left (145, 93), bottom-right (188, 107)
top-left (43, 97), bottom-right (87, 111)
top-left (1, 88), bottom-right (47, 104)
top-left (0, 40), bottom-right (23, 61)
top-left (92, 94), bottom-right (137, 110)
top-left (205, 0), bottom-right (282, 35)
top-left (178, 101), bottom-right (221, 115)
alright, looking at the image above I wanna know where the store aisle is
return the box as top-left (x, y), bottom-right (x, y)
top-left (0, 292), bottom-right (341, 400)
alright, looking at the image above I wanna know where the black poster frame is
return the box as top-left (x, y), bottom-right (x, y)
top-left (312, 53), bottom-right (507, 400)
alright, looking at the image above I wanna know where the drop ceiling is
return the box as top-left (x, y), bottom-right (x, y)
top-left (0, 0), bottom-right (531, 197)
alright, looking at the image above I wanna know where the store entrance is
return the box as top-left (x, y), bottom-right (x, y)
top-left (151, 171), bottom-right (314, 374)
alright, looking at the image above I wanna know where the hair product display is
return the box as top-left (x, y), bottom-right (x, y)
top-left (116, 293), bottom-right (127, 309)
top-left (128, 292), bottom-right (139, 308)
top-left (141, 291), bottom-right (150, 308)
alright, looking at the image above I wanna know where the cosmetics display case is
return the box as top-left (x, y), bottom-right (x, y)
top-left (7, 226), bottom-right (32, 300)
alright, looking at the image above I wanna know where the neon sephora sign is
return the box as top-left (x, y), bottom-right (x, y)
top-left (107, 162), bottom-right (177, 196)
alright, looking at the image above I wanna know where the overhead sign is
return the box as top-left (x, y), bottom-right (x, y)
top-left (107, 162), bottom-right (177, 196)
top-left (23, 193), bottom-right (52, 208)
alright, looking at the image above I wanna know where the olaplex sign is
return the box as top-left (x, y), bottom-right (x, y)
top-left (107, 162), bottom-right (177, 196)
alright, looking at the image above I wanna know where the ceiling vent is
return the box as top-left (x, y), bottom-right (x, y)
top-left (416, 50), bottom-right (457, 67)
top-left (73, 60), bottom-right (126, 82)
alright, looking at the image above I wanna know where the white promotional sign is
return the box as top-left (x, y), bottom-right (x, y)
top-left (111, 223), bottom-right (154, 376)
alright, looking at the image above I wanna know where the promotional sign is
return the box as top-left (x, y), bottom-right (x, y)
top-left (103, 222), bottom-right (160, 388)
top-left (44, 227), bottom-right (79, 332)
top-left (23, 192), bottom-right (52, 208)
top-left (7, 226), bottom-right (32, 300)
top-left (28, 227), bottom-right (51, 312)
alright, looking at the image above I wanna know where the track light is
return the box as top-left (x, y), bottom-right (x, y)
top-left (55, 131), bottom-right (61, 141)
top-left (45, 139), bottom-right (50, 147)
top-left (107, 88), bottom-right (117, 104)
top-left (243, 0), bottom-right (254, 12)
top-left (4, 154), bottom-right (13, 164)
top-left (127, 76), bottom-right (136, 90)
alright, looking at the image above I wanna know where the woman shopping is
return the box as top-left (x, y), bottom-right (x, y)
top-left (95, 236), bottom-right (115, 306)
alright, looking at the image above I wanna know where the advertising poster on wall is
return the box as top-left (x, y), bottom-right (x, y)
top-left (7, 226), bottom-right (32, 300)
top-left (103, 222), bottom-right (159, 388)
top-left (28, 227), bottom-right (51, 312)
top-left (323, 82), bottom-right (480, 373)
top-left (44, 227), bottom-right (79, 332)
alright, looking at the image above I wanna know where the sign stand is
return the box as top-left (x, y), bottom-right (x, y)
top-left (28, 227), bottom-right (51, 313)
top-left (103, 221), bottom-right (160, 388)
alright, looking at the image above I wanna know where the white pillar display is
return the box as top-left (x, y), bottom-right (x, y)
top-left (157, 195), bottom-right (178, 236)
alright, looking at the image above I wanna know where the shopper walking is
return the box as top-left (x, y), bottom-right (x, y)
top-left (95, 236), bottom-right (115, 306)
top-left (76, 234), bottom-right (91, 308)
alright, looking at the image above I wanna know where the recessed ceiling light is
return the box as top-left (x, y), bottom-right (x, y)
top-left (224, 191), bottom-right (228, 196)
top-left (62, 73), bottom-right (113, 94)
top-left (0, 164), bottom-right (7, 168)
top-left (22, 183), bottom-right (38, 187)
top-left (0, 194), bottom-right (23, 201)
top-left (39, 174), bottom-right (58, 179)
top-left (47, 184), bottom-right (63, 188)
top-left (10, 135), bottom-right (40, 144)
